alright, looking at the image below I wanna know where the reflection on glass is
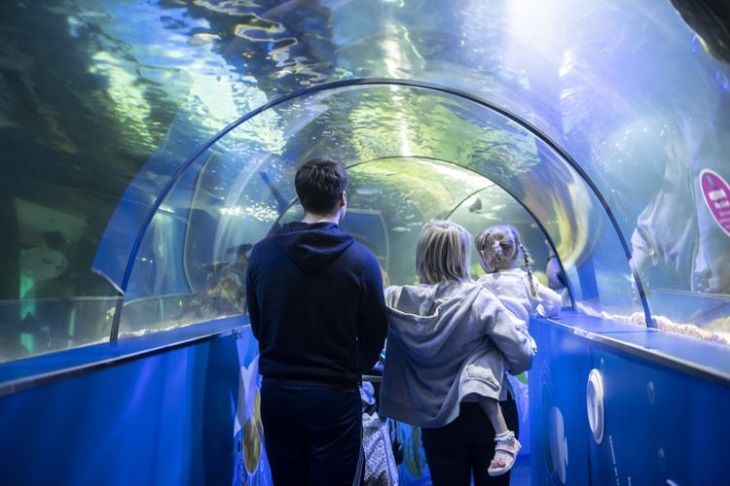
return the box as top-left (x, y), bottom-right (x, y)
top-left (116, 83), bottom-right (643, 339)
top-left (0, 297), bottom-right (118, 363)
top-left (3, 0), bottom-right (730, 363)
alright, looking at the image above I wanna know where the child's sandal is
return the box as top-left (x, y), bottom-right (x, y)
top-left (488, 431), bottom-right (521, 477)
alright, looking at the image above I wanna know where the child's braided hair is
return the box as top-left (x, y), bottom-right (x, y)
top-left (475, 224), bottom-right (537, 298)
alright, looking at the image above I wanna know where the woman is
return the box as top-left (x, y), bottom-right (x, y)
top-left (379, 220), bottom-right (535, 485)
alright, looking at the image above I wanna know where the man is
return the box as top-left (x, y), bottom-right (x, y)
top-left (245, 158), bottom-right (388, 485)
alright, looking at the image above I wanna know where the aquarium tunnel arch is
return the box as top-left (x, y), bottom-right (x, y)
top-left (2, 0), bottom-right (730, 484)
top-left (99, 79), bottom-right (648, 338)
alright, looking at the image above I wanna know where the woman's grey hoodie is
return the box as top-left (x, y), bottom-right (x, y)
top-left (379, 280), bottom-right (535, 428)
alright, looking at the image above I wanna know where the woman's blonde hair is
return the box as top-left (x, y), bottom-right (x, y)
top-left (416, 220), bottom-right (473, 284)
top-left (476, 224), bottom-right (537, 296)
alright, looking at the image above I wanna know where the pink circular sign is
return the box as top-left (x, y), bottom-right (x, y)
top-left (700, 169), bottom-right (730, 236)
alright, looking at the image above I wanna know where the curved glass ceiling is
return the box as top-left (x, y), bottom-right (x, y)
top-left (2, 0), bottom-right (729, 360)
top-left (116, 83), bottom-right (638, 336)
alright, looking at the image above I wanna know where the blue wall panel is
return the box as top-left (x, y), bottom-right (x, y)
top-left (586, 346), bottom-right (730, 485)
top-left (530, 315), bottom-right (730, 485)
top-left (0, 327), bottom-right (271, 485)
top-left (529, 318), bottom-right (592, 485)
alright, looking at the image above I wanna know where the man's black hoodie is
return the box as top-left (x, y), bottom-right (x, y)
top-left (245, 221), bottom-right (388, 389)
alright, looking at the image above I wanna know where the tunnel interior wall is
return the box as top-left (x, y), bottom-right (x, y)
top-left (0, 319), bottom-right (259, 485)
top-left (529, 314), bottom-right (730, 485)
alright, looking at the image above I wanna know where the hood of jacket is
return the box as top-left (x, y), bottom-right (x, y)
top-left (380, 280), bottom-right (510, 427)
top-left (384, 280), bottom-right (491, 362)
top-left (274, 221), bottom-right (354, 274)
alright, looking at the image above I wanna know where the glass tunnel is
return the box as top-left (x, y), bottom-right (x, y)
top-left (110, 79), bottom-right (643, 338)
top-left (1, 0), bottom-right (730, 484)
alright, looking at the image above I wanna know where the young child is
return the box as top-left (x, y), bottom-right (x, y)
top-left (474, 224), bottom-right (562, 476)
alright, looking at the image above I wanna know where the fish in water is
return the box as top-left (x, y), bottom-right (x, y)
top-left (468, 197), bottom-right (482, 213)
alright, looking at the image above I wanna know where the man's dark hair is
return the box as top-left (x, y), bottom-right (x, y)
top-left (295, 158), bottom-right (348, 214)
